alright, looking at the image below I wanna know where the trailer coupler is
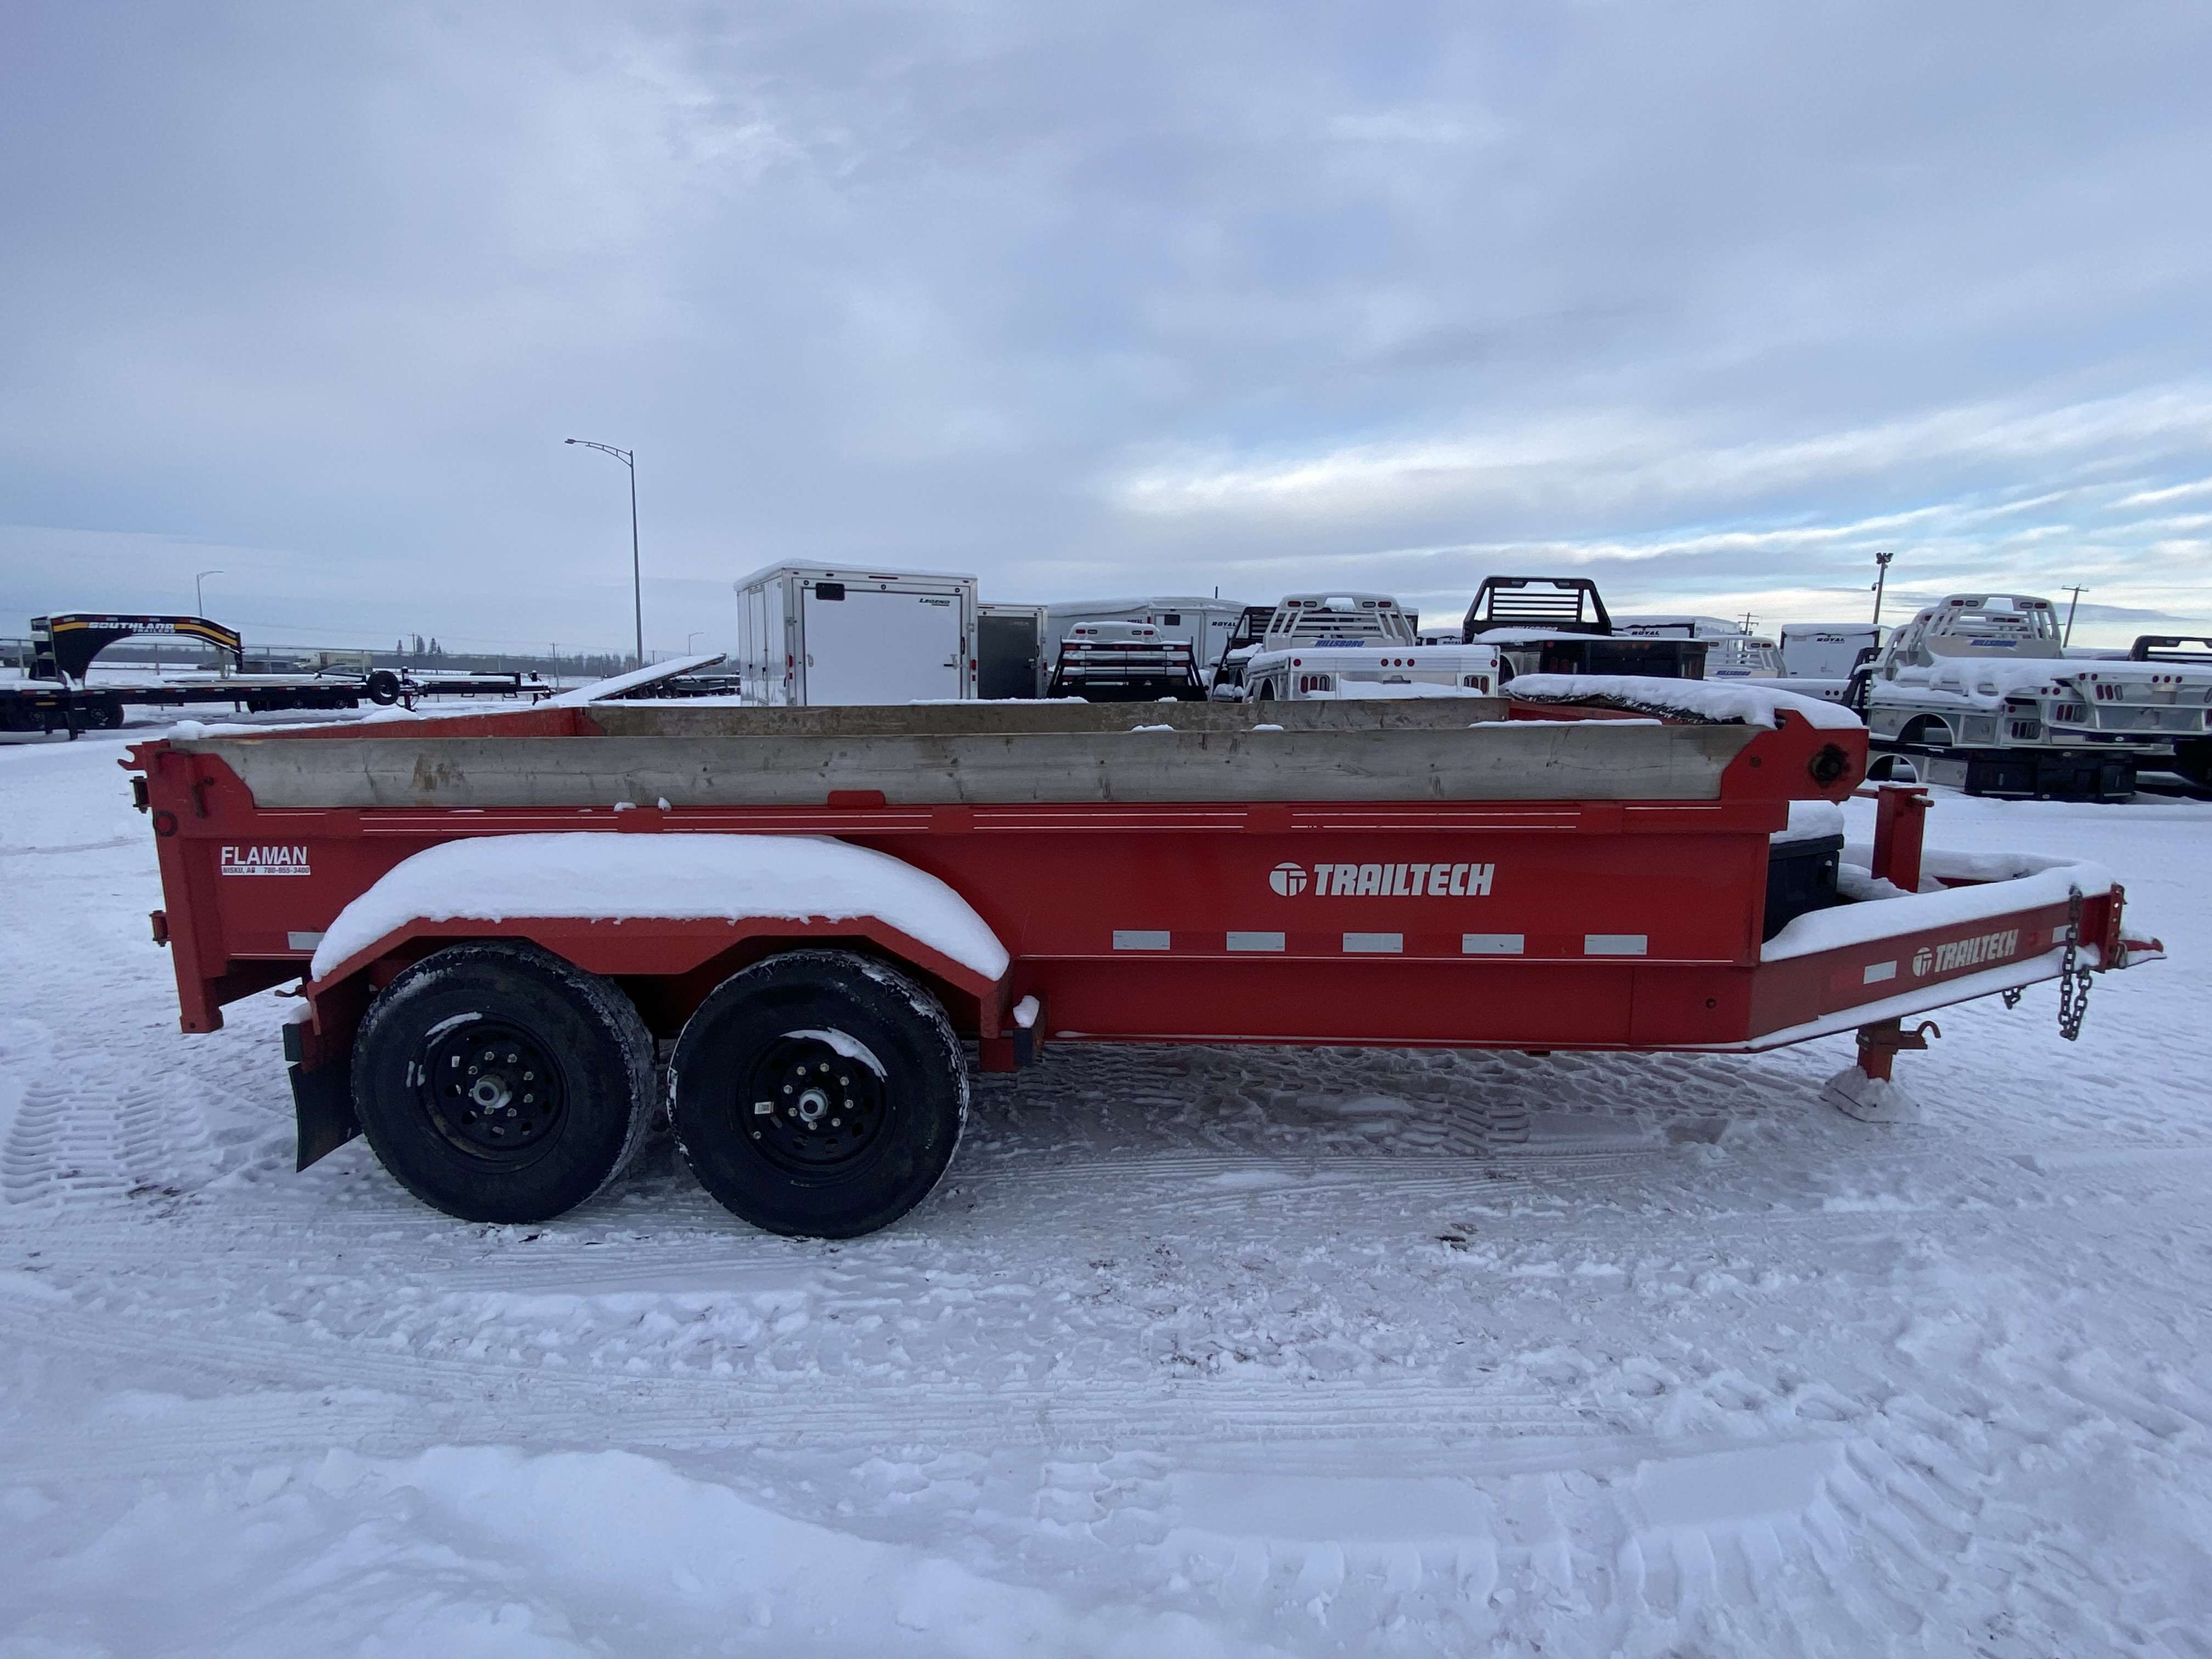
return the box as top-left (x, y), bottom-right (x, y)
top-left (1821, 1018), bottom-right (1939, 1124)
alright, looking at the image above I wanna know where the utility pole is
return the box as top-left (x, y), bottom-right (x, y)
top-left (1871, 551), bottom-right (1895, 626)
top-left (2062, 585), bottom-right (2086, 646)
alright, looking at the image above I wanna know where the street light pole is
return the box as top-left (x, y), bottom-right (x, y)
top-left (195, 569), bottom-right (224, 616)
top-left (564, 439), bottom-right (643, 669)
top-left (1871, 551), bottom-right (1895, 627)
top-left (685, 630), bottom-right (704, 656)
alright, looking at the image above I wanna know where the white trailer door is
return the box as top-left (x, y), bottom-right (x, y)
top-left (800, 583), bottom-right (964, 703)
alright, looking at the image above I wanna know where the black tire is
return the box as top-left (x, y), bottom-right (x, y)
top-left (671, 951), bottom-right (967, 1239)
top-left (351, 941), bottom-right (656, 1223)
top-left (366, 669), bottom-right (403, 706)
top-left (98, 697), bottom-right (126, 729)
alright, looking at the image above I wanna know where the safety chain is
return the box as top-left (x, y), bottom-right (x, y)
top-left (2056, 887), bottom-right (2094, 1041)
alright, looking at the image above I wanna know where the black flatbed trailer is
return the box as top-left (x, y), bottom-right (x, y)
top-left (0, 675), bottom-right (358, 735)
top-left (2, 613), bottom-right (550, 737)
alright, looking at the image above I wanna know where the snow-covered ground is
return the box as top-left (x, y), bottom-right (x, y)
top-left (4, 716), bottom-right (2210, 1657)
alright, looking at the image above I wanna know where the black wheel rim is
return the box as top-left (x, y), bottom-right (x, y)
top-left (417, 1018), bottom-right (566, 1164)
top-left (737, 1032), bottom-right (888, 1175)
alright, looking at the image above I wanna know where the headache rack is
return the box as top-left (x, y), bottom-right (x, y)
top-left (2129, 635), bottom-right (2212, 665)
top-left (1045, 624), bottom-right (1207, 702)
top-left (1461, 577), bottom-right (1613, 639)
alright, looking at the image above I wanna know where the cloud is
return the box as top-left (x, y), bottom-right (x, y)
top-left (1, 0), bottom-right (2209, 656)
top-left (1110, 387), bottom-right (2212, 524)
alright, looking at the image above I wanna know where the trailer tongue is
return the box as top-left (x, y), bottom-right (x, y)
top-left (126, 682), bottom-right (2160, 1238)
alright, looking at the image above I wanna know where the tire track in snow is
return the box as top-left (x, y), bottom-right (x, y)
top-left (7, 1137), bottom-right (2206, 1277)
top-left (0, 1297), bottom-right (1602, 1481)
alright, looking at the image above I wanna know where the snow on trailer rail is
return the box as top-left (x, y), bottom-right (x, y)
top-left (123, 679), bottom-right (2160, 1237)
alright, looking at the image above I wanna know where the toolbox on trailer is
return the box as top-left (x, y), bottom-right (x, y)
top-left (125, 677), bottom-right (2162, 1239)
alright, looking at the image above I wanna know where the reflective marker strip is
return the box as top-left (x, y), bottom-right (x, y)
top-left (1583, 934), bottom-right (1647, 956)
top-left (1863, 960), bottom-right (1897, 984)
top-left (2051, 925), bottom-right (2074, 946)
top-left (1462, 934), bottom-right (1525, 955)
top-left (1112, 930), bottom-right (1171, 951)
top-left (1342, 933), bottom-right (1403, 954)
top-left (1226, 931), bottom-right (1285, 952)
top-left (286, 931), bottom-right (325, 952)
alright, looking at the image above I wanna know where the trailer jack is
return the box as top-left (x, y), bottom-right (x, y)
top-left (1822, 1018), bottom-right (1940, 1124)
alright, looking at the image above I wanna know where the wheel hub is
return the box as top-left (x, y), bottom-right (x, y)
top-left (742, 1034), bottom-right (887, 1172)
top-left (419, 1020), bottom-right (563, 1161)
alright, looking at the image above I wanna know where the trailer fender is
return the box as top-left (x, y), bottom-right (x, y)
top-left (303, 832), bottom-right (1012, 1028)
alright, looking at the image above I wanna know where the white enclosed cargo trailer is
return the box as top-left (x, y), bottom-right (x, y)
top-left (736, 565), bottom-right (979, 706)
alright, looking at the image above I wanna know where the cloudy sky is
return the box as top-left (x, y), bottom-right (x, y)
top-left (4, 1), bottom-right (2210, 658)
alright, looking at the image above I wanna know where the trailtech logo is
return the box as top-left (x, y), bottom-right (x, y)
top-left (219, 844), bottom-right (311, 877)
top-left (1269, 860), bottom-right (1496, 898)
top-left (1912, 927), bottom-right (2020, 978)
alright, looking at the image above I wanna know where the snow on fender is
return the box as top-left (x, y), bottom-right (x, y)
top-left (309, 833), bottom-right (1011, 986)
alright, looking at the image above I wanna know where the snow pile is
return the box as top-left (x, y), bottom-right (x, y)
top-left (1836, 864), bottom-right (1919, 901)
top-left (1506, 674), bottom-right (1862, 729)
top-left (1771, 800), bottom-right (1846, 846)
top-left (167, 718), bottom-right (283, 739)
top-left (1763, 853), bottom-right (2115, 962)
top-left (311, 833), bottom-right (1009, 981)
top-left (1894, 659), bottom-right (2070, 706)
top-left (1913, 845), bottom-right (2094, 883)
top-left (5, 1444), bottom-right (1245, 1657)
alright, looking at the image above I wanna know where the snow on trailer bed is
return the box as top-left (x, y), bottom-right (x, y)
top-left (4, 729), bottom-right (2211, 1656)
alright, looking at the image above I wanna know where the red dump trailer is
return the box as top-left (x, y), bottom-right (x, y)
top-left (124, 685), bottom-right (2159, 1238)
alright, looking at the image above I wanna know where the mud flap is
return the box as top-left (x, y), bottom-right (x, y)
top-left (284, 1018), bottom-right (360, 1170)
